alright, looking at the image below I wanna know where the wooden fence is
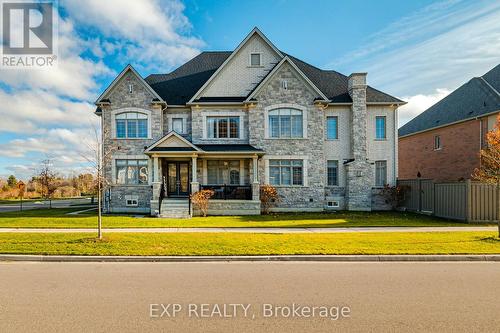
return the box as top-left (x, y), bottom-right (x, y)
top-left (397, 179), bottom-right (499, 223)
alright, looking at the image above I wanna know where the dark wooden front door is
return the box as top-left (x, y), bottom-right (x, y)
top-left (166, 162), bottom-right (189, 197)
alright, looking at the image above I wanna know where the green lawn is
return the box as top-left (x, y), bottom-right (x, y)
top-left (0, 207), bottom-right (489, 228)
top-left (0, 232), bottom-right (498, 255)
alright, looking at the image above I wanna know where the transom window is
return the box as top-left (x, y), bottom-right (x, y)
top-left (375, 160), bottom-right (387, 187)
top-left (116, 160), bottom-right (148, 185)
top-left (250, 53), bottom-right (261, 66)
top-left (269, 159), bottom-right (303, 186)
top-left (327, 160), bottom-right (338, 186)
top-left (116, 112), bottom-right (148, 138)
top-left (376, 116), bottom-right (386, 139)
top-left (207, 116), bottom-right (240, 139)
top-left (269, 108), bottom-right (303, 138)
top-left (207, 160), bottom-right (240, 185)
top-left (326, 116), bottom-right (338, 140)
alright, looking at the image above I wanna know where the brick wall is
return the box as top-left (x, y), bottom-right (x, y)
top-left (398, 118), bottom-right (483, 181)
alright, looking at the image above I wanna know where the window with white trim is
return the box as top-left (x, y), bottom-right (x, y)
top-left (327, 160), bottom-right (338, 186)
top-left (375, 116), bottom-right (386, 139)
top-left (116, 112), bottom-right (148, 138)
top-left (434, 135), bottom-right (441, 150)
top-left (268, 108), bottom-right (303, 138)
top-left (269, 159), bottom-right (303, 186)
top-left (116, 160), bottom-right (148, 185)
top-left (172, 118), bottom-right (184, 134)
top-left (207, 116), bottom-right (240, 138)
top-left (207, 160), bottom-right (240, 185)
top-left (326, 116), bottom-right (338, 140)
top-left (375, 160), bottom-right (387, 187)
top-left (250, 53), bottom-right (261, 66)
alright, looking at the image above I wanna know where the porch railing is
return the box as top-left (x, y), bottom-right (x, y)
top-left (200, 184), bottom-right (252, 200)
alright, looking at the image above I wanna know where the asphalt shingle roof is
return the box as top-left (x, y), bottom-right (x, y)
top-left (145, 51), bottom-right (403, 105)
top-left (398, 64), bottom-right (500, 137)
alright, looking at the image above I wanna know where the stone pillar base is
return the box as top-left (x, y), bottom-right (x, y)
top-left (191, 182), bottom-right (200, 194)
top-left (252, 182), bottom-right (260, 201)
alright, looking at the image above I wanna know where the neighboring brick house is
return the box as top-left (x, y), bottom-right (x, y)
top-left (94, 28), bottom-right (404, 217)
top-left (399, 64), bottom-right (500, 181)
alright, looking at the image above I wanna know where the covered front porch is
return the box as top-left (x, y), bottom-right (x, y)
top-left (145, 132), bottom-right (263, 217)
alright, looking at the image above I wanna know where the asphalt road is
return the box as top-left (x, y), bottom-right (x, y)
top-left (0, 262), bottom-right (499, 332)
top-left (0, 198), bottom-right (93, 213)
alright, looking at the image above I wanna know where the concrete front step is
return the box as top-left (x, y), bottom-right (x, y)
top-left (160, 199), bottom-right (190, 218)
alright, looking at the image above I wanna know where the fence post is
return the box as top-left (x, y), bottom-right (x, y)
top-left (418, 178), bottom-right (422, 212)
top-left (466, 179), bottom-right (472, 223)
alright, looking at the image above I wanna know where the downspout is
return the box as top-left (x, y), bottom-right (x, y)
top-left (394, 105), bottom-right (398, 185)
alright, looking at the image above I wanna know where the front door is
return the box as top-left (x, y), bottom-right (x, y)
top-left (167, 162), bottom-right (189, 197)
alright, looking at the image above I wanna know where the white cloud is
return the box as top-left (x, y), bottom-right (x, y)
top-left (331, 0), bottom-right (500, 96)
top-left (0, 0), bottom-right (201, 177)
top-left (397, 89), bottom-right (451, 127)
top-left (63, 0), bottom-right (203, 72)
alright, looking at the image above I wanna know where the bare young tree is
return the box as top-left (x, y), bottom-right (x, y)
top-left (473, 115), bottom-right (500, 237)
top-left (37, 159), bottom-right (58, 208)
top-left (81, 123), bottom-right (116, 240)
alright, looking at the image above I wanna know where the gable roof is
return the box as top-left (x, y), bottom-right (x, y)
top-left (187, 27), bottom-right (283, 104)
top-left (399, 64), bottom-right (500, 137)
top-left (144, 131), bottom-right (202, 153)
top-left (95, 64), bottom-right (165, 104)
top-left (245, 56), bottom-right (329, 102)
top-left (143, 29), bottom-right (403, 105)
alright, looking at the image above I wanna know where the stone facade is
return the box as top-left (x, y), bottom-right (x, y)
top-left (345, 73), bottom-right (374, 211)
top-left (97, 32), bottom-right (399, 216)
top-left (250, 63), bottom-right (325, 210)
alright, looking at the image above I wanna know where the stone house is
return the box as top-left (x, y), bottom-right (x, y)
top-left (94, 28), bottom-right (404, 217)
top-left (399, 64), bottom-right (500, 181)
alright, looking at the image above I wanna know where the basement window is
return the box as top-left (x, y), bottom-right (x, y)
top-left (327, 201), bottom-right (340, 208)
top-left (125, 195), bottom-right (139, 207)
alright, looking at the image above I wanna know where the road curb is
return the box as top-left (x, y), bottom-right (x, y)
top-left (1, 254), bottom-right (499, 262)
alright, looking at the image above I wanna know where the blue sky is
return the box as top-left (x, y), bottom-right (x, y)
top-left (0, 0), bottom-right (499, 179)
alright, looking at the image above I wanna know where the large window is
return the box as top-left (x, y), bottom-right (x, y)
top-left (327, 160), bottom-right (338, 186)
top-left (207, 160), bottom-right (241, 185)
top-left (269, 108), bottom-right (303, 138)
top-left (116, 112), bottom-right (148, 138)
top-left (207, 117), bottom-right (240, 139)
top-left (269, 160), bottom-right (303, 186)
top-left (116, 160), bottom-right (148, 185)
top-left (375, 116), bottom-right (386, 139)
top-left (375, 160), bottom-right (387, 187)
top-left (326, 116), bottom-right (338, 140)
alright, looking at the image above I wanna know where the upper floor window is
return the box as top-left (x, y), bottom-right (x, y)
top-left (250, 53), bottom-right (261, 66)
top-left (327, 160), bottom-right (338, 186)
top-left (207, 116), bottom-right (240, 139)
top-left (269, 108), bottom-right (303, 138)
top-left (375, 160), bottom-right (387, 187)
top-left (116, 159), bottom-right (148, 185)
top-left (326, 116), bottom-right (338, 140)
top-left (116, 112), bottom-right (148, 138)
top-left (269, 159), bottom-right (303, 186)
top-left (172, 118), bottom-right (184, 134)
top-left (375, 116), bottom-right (386, 139)
top-left (434, 135), bottom-right (441, 150)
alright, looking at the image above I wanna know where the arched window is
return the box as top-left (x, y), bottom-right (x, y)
top-left (116, 112), bottom-right (148, 138)
top-left (268, 108), bottom-right (303, 138)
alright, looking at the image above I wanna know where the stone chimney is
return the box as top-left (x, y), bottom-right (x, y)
top-left (345, 73), bottom-right (373, 211)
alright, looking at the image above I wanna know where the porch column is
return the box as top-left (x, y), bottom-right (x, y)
top-left (153, 157), bottom-right (159, 182)
top-left (191, 154), bottom-right (199, 193)
top-left (151, 156), bottom-right (161, 216)
top-left (252, 155), bottom-right (260, 201)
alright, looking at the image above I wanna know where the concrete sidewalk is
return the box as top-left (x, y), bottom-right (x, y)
top-left (0, 226), bottom-right (496, 233)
